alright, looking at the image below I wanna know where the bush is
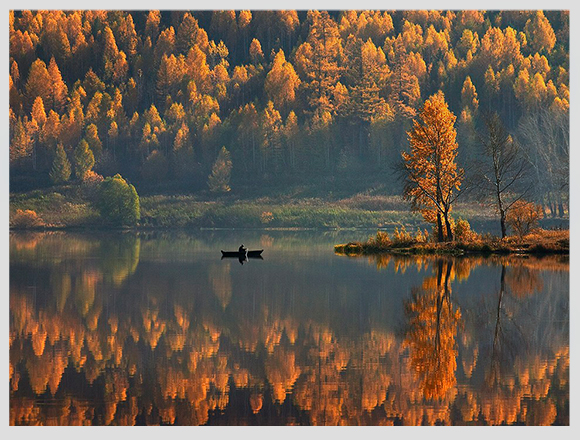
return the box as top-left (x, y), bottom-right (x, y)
top-left (260, 211), bottom-right (274, 224)
top-left (414, 228), bottom-right (430, 243)
top-left (373, 230), bottom-right (391, 247)
top-left (506, 200), bottom-right (543, 237)
top-left (81, 170), bottom-right (104, 199)
top-left (454, 218), bottom-right (478, 242)
top-left (96, 174), bottom-right (140, 226)
top-left (11, 209), bottom-right (44, 228)
top-left (393, 225), bottom-right (413, 245)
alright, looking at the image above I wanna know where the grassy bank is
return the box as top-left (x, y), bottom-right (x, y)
top-left (334, 228), bottom-right (569, 256)
top-left (10, 186), bottom-right (427, 230)
top-left (9, 186), bottom-right (569, 234)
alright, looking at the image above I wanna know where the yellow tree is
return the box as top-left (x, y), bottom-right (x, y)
top-left (208, 146), bottom-right (233, 193)
top-left (524, 11), bottom-right (556, 54)
top-left (264, 49), bottom-right (300, 111)
top-left (402, 92), bottom-right (463, 242)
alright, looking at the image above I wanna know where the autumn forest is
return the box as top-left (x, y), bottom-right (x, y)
top-left (9, 9), bottom-right (570, 427)
top-left (9, 10), bottom-right (569, 216)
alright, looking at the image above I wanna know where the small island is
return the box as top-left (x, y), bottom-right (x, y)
top-left (335, 224), bottom-right (569, 257)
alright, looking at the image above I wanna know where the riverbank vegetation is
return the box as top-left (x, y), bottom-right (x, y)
top-left (334, 223), bottom-right (569, 256)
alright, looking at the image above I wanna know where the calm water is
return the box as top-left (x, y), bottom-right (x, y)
top-left (9, 230), bottom-right (569, 426)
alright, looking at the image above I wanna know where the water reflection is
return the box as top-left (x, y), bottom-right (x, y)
top-left (9, 231), bottom-right (569, 426)
top-left (404, 259), bottom-right (461, 402)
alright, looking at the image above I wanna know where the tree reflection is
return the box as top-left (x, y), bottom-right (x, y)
top-left (404, 259), bottom-right (462, 401)
top-left (9, 233), bottom-right (569, 426)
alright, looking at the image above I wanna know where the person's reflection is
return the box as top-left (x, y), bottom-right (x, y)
top-left (238, 254), bottom-right (247, 265)
top-left (403, 258), bottom-right (461, 401)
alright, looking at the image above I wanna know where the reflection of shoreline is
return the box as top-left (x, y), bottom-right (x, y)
top-left (9, 233), bottom-right (569, 426)
top-left (360, 252), bottom-right (569, 275)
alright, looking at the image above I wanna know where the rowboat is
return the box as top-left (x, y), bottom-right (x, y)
top-left (221, 249), bottom-right (263, 258)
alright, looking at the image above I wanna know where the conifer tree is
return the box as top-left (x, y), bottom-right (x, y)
top-left (208, 146), bottom-right (233, 192)
top-left (49, 143), bottom-right (71, 184)
top-left (74, 139), bottom-right (95, 181)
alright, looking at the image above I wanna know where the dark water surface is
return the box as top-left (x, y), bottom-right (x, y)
top-left (9, 230), bottom-right (569, 426)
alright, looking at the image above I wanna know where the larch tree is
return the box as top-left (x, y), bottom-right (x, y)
top-left (249, 38), bottom-right (264, 65)
top-left (402, 92), bottom-right (463, 242)
top-left (47, 57), bottom-right (68, 113)
top-left (49, 143), bottom-right (71, 184)
top-left (208, 146), bottom-right (233, 193)
top-left (264, 49), bottom-right (301, 111)
top-left (261, 101), bottom-right (283, 173)
top-left (524, 11), bottom-right (556, 54)
top-left (24, 59), bottom-right (51, 112)
top-left (85, 124), bottom-right (103, 158)
top-left (73, 139), bottom-right (95, 181)
top-left (461, 76), bottom-right (479, 114)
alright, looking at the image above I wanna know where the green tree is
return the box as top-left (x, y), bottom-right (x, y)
top-left (73, 139), bottom-right (95, 181)
top-left (208, 146), bottom-right (233, 193)
top-left (97, 173), bottom-right (140, 226)
top-left (49, 143), bottom-right (71, 184)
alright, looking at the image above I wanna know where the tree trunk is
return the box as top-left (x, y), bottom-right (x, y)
top-left (500, 209), bottom-right (507, 239)
top-left (443, 211), bottom-right (453, 241)
top-left (445, 216), bottom-right (453, 242)
top-left (437, 212), bottom-right (444, 243)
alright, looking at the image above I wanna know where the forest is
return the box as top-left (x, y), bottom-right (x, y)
top-left (9, 10), bottom-right (569, 227)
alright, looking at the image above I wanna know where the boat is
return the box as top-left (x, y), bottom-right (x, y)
top-left (221, 249), bottom-right (263, 258)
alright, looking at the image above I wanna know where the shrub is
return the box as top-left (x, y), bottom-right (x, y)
top-left (82, 170), bottom-right (105, 199)
top-left (414, 228), bottom-right (430, 243)
top-left (260, 211), bottom-right (274, 224)
top-left (11, 209), bottom-right (44, 228)
top-left (506, 200), bottom-right (543, 237)
top-left (374, 230), bottom-right (391, 247)
top-left (393, 225), bottom-right (413, 245)
top-left (96, 174), bottom-right (140, 226)
top-left (454, 218), bottom-right (478, 242)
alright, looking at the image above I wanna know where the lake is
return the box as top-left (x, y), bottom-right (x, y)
top-left (9, 230), bottom-right (569, 426)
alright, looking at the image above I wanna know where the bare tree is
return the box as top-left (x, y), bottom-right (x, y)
top-left (476, 112), bottom-right (530, 238)
top-left (517, 108), bottom-right (569, 218)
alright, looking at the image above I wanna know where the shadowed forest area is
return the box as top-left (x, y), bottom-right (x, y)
top-left (9, 10), bottom-right (569, 232)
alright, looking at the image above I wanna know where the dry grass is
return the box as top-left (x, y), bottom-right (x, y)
top-left (335, 228), bottom-right (569, 256)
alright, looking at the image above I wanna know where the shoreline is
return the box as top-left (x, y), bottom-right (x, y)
top-left (334, 232), bottom-right (570, 257)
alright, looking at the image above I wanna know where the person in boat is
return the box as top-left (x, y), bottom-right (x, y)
top-left (238, 244), bottom-right (247, 254)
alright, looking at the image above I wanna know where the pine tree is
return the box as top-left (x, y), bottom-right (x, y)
top-left (208, 146), bottom-right (233, 192)
top-left (49, 143), bottom-right (71, 184)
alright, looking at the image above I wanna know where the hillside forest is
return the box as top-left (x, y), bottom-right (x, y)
top-left (9, 10), bottom-right (569, 218)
